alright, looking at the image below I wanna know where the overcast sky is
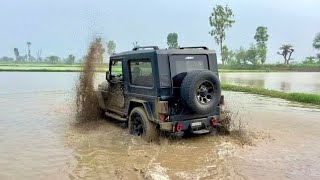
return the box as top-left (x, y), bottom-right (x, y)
top-left (1, 0), bottom-right (319, 63)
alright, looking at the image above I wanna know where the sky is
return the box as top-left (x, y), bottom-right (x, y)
top-left (0, 0), bottom-right (319, 63)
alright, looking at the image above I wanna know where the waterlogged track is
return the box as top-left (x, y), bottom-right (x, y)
top-left (224, 92), bottom-right (320, 179)
top-left (1, 72), bottom-right (320, 179)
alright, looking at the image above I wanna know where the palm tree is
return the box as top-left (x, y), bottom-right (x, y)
top-left (303, 56), bottom-right (316, 64)
top-left (13, 48), bottom-right (19, 62)
top-left (27, 42), bottom-right (31, 62)
top-left (278, 44), bottom-right (294, 64)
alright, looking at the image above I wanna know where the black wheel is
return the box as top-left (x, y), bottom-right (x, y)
top-left (129, 107), bottom-right (159, 142)
top-left (180, 70), bottom-right (221, 114)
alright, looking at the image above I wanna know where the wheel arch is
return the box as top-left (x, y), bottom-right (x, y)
top-left (128, 100), bottom-right (154, 122)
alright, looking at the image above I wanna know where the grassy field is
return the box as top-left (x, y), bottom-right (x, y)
top-left (221, 83), bottom-right (320, 105)
top-left (0, 63), bottom-right (108, 72)
top-left (219, 63), bottom-right (320, 72)
top-left (219, 69), bottom-right (274, 72)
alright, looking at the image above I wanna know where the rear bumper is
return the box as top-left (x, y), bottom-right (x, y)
top-left (159, 115), bottom-right (221, 133)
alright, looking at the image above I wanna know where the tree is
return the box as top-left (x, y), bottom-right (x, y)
top-left (0, 56), bottom-right (14, 62)
top-left (46, 56), bottom-right (60, 64)
top-left (209, 5), bottom-right (235, 65)
top-left (235, 47), bottom-right (247, 64)
top-left (29, 56), bottom-right (36, 62)
top-left (95, 37), bottom-right (105, 64)
top-left (257, 45), bottom-right (267, 64)
top-left (254, 26), bottom-right (269, 64)
top-left (303, 56), bottom-right (316, 64)
top-left (221, 45), bottom-right (235, 64)
top-left (65, 54), bottom-right (75, 64)
top-left (313, 33), bottom-right (320, 63)
top-left (13, 48), bottom-right (20, 62)
top-left (317, 53), bottom-right (320, 62)
top-left (246, 44), bottom-right (259, 65)
top-left (313, 33), bottom-right (320, 50)
top-left (278, 44), bottom-right (294, 64)
top-left (36, 50), bottom-right (42, 62)
top-left (21, 55), bottom-right (28, 61)
top-left (106, 40), bottom-right (116, 55)
top-left (254, 26), bottom-right (269, 45)
top-left (27, 42), bottom-right (31, 62)
top-left (167, 33), bottom-right (179, 48)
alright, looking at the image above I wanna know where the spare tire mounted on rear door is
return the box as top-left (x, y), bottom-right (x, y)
top-left (180, 70), bottom-right (221, 114)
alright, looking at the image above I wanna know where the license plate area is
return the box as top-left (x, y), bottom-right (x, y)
top-left (191, 122), bottom-right (202, 127)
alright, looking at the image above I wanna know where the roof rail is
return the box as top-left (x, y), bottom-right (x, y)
top-left (132, 46), bottom-right (159, 51)
top-left (179, 46), bottom-right (209, 50)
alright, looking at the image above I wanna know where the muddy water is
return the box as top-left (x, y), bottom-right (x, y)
top-left (220, 72), bottom-right (320, 93)
top-left (1, 72), bottom-right (320, 179)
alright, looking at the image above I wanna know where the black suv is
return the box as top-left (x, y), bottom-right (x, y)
top-left (97, 46), bottom-right (223, 141)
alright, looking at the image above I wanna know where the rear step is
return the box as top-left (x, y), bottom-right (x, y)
top-left (105, 111), bottom-right (127, 122)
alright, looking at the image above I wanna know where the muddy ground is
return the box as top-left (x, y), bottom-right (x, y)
top-left (0, 74), bottom-right (320, 180)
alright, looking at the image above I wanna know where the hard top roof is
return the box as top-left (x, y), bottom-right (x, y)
top-left (110, 46), bottom-right (216, 60)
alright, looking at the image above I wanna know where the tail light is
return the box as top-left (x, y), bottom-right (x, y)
top-left (175, 123), bottom-right (183, 132)
top-left (211, 118), bottom-right (217, 126)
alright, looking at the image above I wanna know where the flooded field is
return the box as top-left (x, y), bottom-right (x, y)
top-left (220, 72), bottom-right (320, 94)
top-left (1, 72), bottom-right (320, 179)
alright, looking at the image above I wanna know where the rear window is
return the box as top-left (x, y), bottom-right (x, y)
top-left (170, 55), bottom-right (209, 87)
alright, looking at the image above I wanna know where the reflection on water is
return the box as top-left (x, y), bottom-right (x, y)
top-left (220, 72), bottom-right (320, 93)
top-left (1, 72), bottom-right (320, 179)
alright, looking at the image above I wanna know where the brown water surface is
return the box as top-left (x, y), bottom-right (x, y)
top-left (1, 72), bottom-right (320, 179)
top-left (220, 72), bottom-right (320, 93)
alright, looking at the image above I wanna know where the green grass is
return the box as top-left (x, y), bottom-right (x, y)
top-left (221, 83), bottom-right (320, 105)
top-left (0, 63), bottom-right (83, 67)
top-left (219, 69), bottom-right (275, 72)
top-left (219, 63), bottom-right (320, 72)
top-left (0, 64), bottom-right (108, 72)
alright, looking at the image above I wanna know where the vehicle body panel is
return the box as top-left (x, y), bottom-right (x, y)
top-left (99, 47), bottom-right (221, 135)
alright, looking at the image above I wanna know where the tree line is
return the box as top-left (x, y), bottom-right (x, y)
top-left (0, 38), bottom-right (117, 64)
top-left (166, 4), bottom-right (320, 65)
top-left (2, 4), bottom-right (320, 65)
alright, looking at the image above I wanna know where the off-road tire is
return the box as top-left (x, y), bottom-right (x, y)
top-left (129, 107), bottom-right (159, 142)
top-left (99, 108), bottom-right (105, 118)
top-left (180, 70), bottom-right (221, 114)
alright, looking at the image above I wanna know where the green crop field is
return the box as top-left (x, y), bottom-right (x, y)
top-left (221, 83), bottom-right (320, 105)
top-left (0, 63), bottom-right (108, 72)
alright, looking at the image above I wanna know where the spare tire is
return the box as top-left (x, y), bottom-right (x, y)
top-left (180, 70), bottom-right (221, 114)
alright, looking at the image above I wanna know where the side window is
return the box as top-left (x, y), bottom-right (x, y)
top-left (129, 60), bottom-right (153, 87)
top-left (110, 60), bottom-right (123, 80)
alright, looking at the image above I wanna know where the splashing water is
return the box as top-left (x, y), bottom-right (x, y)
top-left (75, 39), bottom-right (103, 122)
